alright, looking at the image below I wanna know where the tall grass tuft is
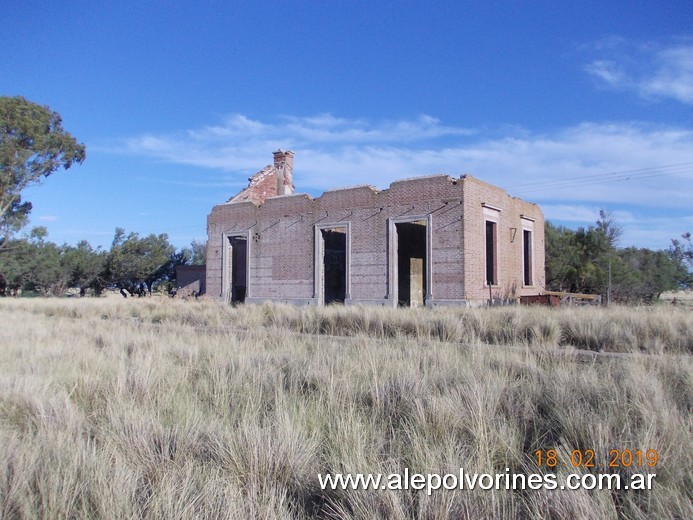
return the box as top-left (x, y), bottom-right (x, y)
top-left (0, 297), bottom-right (691, 518)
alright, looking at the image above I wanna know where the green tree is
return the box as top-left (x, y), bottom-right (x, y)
top-left (614, 248), bottom-right (687, 302)
top-left (62, 240), bottom-right (107, 296)
top-left (545, 215), bottom-right (620, 295)
top-left (670, 232), bottom-right (693, 270)
top-left (26, 243), bottom-right (67, 296)
top-left (189, 239), bottom-right (207, 265)
top-left (0, 227), bottom-right (68, 296)
top-left (0, 231), bottom-right (108, 297)
top-left (106, 228), bottom-right (175, 295)
top-left (0, 236), bottom-right (33, 295)
top-left (595, 209), bottom-right (622, 247)
top-left (546, 212), bottom-right (690, 303)
top-left (178, 239), bottom-right (207, 266)
top-left (1, 197), bottom-right (31, 243)
top-left (0, 96), bottom-right (85, 246)
top-left (544, 221), bottom-right (580, 292)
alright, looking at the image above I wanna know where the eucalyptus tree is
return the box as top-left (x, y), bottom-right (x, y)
top-left (0, 96), bottom-right (85, 246)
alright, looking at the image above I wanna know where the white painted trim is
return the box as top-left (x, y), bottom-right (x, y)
top-left (482, 202), bottom-right (503, 212)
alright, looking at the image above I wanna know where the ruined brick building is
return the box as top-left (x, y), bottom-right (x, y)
top-left (206, 150), bottom-right (544, 307)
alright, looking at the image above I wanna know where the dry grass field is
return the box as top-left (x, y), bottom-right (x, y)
top-left (660, 290), bottom-right (693, 309)
top-left (0, 298), bottom-right (691, 519)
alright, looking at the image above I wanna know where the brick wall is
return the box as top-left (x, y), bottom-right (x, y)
top-left (460, 176), bottom-right (545, 304)
top-left (176, 265), bottom-right (206, 297)
top-left (207, 163), bottom-right (544, 306)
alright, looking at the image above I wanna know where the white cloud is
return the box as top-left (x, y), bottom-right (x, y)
top-left (619, 214), bottom-right (693, 251)
top-left (585, 39), bottom-right (693, 104)
top-left (111, 113), bottom-right (693, 249)
top-left (642, 45), bottom-right (693, 103)
top-left (584, 60), bottom-right (625, 86)
top-left (38, 215), bottom-right (58, 222)
top-left (118, 115), bottom-right (693, 209)
top-left (541, 204), bottom-right (611, 223)
top-left (188, 113), bottom-right (474, 145)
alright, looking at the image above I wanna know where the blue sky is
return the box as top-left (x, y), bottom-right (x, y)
top-left (2, 1), bottom-right (692, 251)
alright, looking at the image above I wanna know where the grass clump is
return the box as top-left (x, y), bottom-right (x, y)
top-left (0, 298), bottom-right (691, 518)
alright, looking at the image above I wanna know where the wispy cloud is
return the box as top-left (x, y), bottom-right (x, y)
top-left (584, 60), bottom-right (626, 86)
top-left (541, 204), bottom-right (627, 224)
top-left (38, 215), bottom-right (58, 222)
top-left (584, 38), bottom-right (693, 104)
top-left (188, 113), bottom-right (475, 144)
top-left (109, 113), bottom-right (693, 249)
top-left (643, 45), bottom-right (693, 103)
top-left (120, 114), bottom-right (474, 173)
top-left (116, 115), bottom-right (693, 210)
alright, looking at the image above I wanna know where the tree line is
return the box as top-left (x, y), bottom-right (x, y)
top-left (0, 213), bottom-right (690, 301)
top-left (545, 211), bottom-right (691, 303)
top-left (0, 227), bottom-right (205, 297)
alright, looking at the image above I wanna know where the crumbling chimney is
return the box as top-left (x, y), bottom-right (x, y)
top-left (273, 149), bottom-right (294, 195)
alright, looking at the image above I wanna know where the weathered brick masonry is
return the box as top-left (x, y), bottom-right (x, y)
top-left (207, 151), bottom-right (544, 306)
top-left (175, 265), bottom-right (206, 297)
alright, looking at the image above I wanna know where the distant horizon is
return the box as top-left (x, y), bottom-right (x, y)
top-left (3, 1), bottom-right (691, 251)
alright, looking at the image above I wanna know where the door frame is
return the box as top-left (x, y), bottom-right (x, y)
top-left (314, 222), bottom-right (351, 305)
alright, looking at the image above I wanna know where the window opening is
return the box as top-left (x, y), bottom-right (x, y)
top-left (523, 229), bottom-right (533, 286)
top-left (485, 220), bottom-right (497, 285)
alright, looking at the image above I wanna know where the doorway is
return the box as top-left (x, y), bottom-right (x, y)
top-left (315, 224), bottom-right (349, 305)
top-left (395, 220), bottom-right (427, 307)
top-left (224, 235), bottom-right (248, 304)
top-left (320, 228), bottom-right (346, 304)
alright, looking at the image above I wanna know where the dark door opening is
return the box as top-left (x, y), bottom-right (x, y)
top-left (228, 236), bottom-right (247, 304)
top-left (321, 228), bottom-right (346, 304)
top-left (395, 221), bottom-right (427, 307)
